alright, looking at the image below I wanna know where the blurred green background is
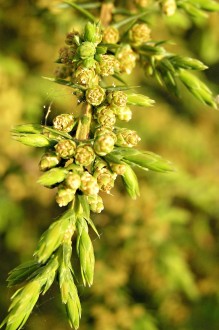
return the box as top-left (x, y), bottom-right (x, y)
top-left (1, 1), bottom-right (219, 329)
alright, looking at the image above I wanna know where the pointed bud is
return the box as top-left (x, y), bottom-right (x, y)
top-left (37, 168), bottom-right (67, 187)
top-left (129, 23), bottom-right (151, 45)
top-left (34, 210), bottom-right (74, 263)
top-left (178, 70), bottom-right (217, 108)
top-left (53, 114), bottom-right (76, 133)
top-left (55, 140), bottom-right (77, 159)
top-left (190, 0), bottom-right (219, 12)
top-left (11, 124), bottom-right (43, 134)
top-left (12, 133), bottom-right (51, 147)
top-left (127, 93), bottom-right (155, 107)
top-left (76, 218), bottom-right (95, 286)
top-left (102, 26), bottom-right (120, 44)
top-left (170, 55), bottom-right (208, 70)
top-left (75, 145), bottom-right (95, 166)
top-left (122, 164), bottom-right (140, 199)
top-left (124, 149), bottom-right (175, 172)
top-left (59, 266), bottom-right (81, 329)
top-left (39, 152), bottom-right (60, 171)
top-left (84, 22), bottom-right (102, 44)
top-left (86, 85), bottom-right (105, 106)
top-left (0, 280), bottom-right (41, 330)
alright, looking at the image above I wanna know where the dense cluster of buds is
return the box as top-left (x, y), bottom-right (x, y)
top-left (35, 22), bottom-right (159, 212)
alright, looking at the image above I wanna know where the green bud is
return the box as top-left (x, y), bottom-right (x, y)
top-left (123, 149), bottom-right (175, 172)
top-left (110, 162), bottom-right (127, 175)
top-left (189, 0), bottom-right (219, 11)
top-left (179, 2), bottom-right (208, 18)
top-left (107, 90), bottom-right (127, 108)
top-left (74, 66), bottom-right (99, 88)
top-left (87, 195), bottom-right (104, 213)
top-left (0, 280), bottom-right (41, 330)
top-left (129, 23), bottom-right (151, 45)
top-left (178, 70), bottom-right (217, 108)
top-left (76, 218), bottom-right (95, 286)
top-left (170, 55), bottom-right (208, 71)
top-left (55, 139), bottom-right (77, 159)
top-left (34, 209), bottom-right (75, 263)
top-left (114, 106), bottom-right (132, 122)
top-left (75, 145), bottom-right (95, 166)
top-left (116, 45), bottom-right (137, 74)
top-left (39, 152), bottom-right (60, 171)
top-left (94, 133), bottom-right (116, 156)
top-left (95, 45), bottom-right (107, 55)
top-left (53, 114), bottom-right (76, 133)
top-left (59, 265), bottom-right (81, 329)
top-left (7, 260), bottom-right (39, 287)
top-left (65, 172), bottom-right (81, 190)
top-left (122, 164), bottom-right (140, 199)
top-left (86, 85), bottom-right (105, 106)
top-left (84, 22), bottom-right (102, 44)
top-left (95, 105), bottom-right (116, 128)
top-left (37, 167), bottom-right (67, 187)
top-left (80, 172), bottom-right (99, 196)
top-left (127, 93), bottom-right (155, 107)
top-left (161, 0), bottom-right (176, 16)
top-left (83, 57), bottom-right (96, 68)
top-left (56, 185), bottom-right (75, 207)
top-left (102, 26), bottom-right (120, 44)
top-left (78, 41), bottom-right (96, 59)
top-left (11, 123), bottom-right (43, 134)
top-left (65, 290), bottom-right (81, 329)
top-left (98, 55), bottom-right (120, 76)
top-left (12, 133), bottom-right (51, 147)
top-left (41, 256), bottom-right (60, 294)
top-left (116, 128), bottom-right (141, 147)
top-left (94, 167), bottom-right (117, 194)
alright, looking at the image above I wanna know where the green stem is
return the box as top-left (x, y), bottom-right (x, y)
top-left (64, 1), bottom-right (97, 22)
top-left (75, 102), bottom-right (92, 140)
top-left (112, 9), bottom-right (151, 29)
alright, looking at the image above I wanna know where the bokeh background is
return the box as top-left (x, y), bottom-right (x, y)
top-left (1, 1), bottom-right (219, 329)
